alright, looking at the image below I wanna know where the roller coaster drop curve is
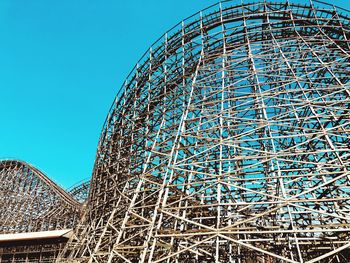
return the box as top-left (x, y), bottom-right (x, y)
top-left (3, 1), bottom-right (350, 262)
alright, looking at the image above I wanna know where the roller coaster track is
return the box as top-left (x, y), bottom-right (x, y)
top-left (68, 179), bottom-right (91, 204)
top-left (0, 160), bottom-right (82, 234)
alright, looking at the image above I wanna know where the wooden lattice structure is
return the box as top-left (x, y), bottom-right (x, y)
top-left (0, 160), bottom-right (81, 234)
top-left (60, 0), bottom-right (350, 262)
top-left (0, 160), bottom-right (89, 262)
top-left (68, 180), bottom-right (91, 204)
top-left (2, 0), bottom-right (350, 262)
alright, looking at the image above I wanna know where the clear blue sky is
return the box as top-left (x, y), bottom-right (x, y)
top-left (0, 0), bottom-right (349, 189)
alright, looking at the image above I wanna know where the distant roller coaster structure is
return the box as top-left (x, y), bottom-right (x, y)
top-left (2, 0), bottom-right (350, 262)
top-left (0, 160), bottom-right (90, 262)
top-left (0, 160), bottom-right (82, 234)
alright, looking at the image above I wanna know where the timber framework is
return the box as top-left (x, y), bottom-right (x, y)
top-left (2, 0), bottom-right (350, 262)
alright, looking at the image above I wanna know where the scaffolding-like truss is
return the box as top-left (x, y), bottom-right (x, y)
top-left (0, 160), bottom-right (89, 263)
top-left (61, 1), bottom-right (350, 262)
top-left (1, 0), bottom-right (350, 262)
top-left (68, 180), bottom-right (91, 204)
top-left (0, 160), bottom-right (82, 234)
